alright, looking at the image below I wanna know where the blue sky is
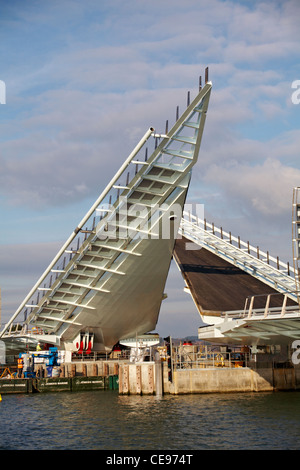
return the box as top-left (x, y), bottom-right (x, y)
top-left (0, 0), bottom-right (300, 337)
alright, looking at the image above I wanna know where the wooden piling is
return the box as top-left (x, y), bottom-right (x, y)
top-left (136, 365), bottom-right (142, 395)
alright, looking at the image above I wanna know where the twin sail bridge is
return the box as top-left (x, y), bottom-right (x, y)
top-left (176, 208), bottom-right (300, 346)
top-left (2, 70), bottom-right (300, 355)
top-left (0, 73), bottom-right (212, 353)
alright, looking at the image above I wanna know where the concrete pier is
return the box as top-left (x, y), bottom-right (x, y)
top-left (119, 362), bottom-right (157, 395)
top-left (118, 361), bottom-right (300, 395)
top-left (2, 358), bottom-right (300, 396)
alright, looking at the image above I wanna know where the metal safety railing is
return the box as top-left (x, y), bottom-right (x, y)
top-left (223, 291), bottom-right (300, 321)
top-left (171, 344), bottom-right (250, 370)
top-left (179, 211), bottom-right (298, 303)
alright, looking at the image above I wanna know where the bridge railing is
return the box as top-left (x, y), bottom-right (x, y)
top-left (223, 291), bottom-right (300, 320)
top-left (181, 210), bottom-right (295, 277)
top-left (179, 211), bottom-right (299, 306)
top-left (172, 344), bottom-right (250, 370)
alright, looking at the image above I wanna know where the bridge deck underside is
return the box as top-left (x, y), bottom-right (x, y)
top-left (174, 237), bottom-right (298, 314)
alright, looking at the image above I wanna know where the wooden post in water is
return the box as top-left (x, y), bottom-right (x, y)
top-left (122, 365), bottom-right (129, 394)
top-left (136, 365), bottom-right (142, 395)
top-left (119, 365), bottom-right (123, 394)
top-left (92, 363), bottom-right (98, 376)
top-left (103, 362), bottom-right (109, 377)
top-left (155, 352), bottom-right (163, 397)
top-left (148, 364), bottom-right (154, 394)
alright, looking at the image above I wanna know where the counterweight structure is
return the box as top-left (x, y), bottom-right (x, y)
top-left (0, 80), bottom-right (212, 353)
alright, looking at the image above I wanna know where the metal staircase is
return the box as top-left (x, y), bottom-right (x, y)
top-left (179, 210), bottom-right (298, 303)
top-left (0, 78), bottom-right (212, 352)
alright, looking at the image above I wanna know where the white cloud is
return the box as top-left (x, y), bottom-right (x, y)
top-left (204, 157), bottom-right (300, 216)
top-left (1, 0), bottom-right (299, 214)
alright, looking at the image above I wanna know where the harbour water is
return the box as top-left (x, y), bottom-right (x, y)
top-left (1, 390), bottom-right (300, 450)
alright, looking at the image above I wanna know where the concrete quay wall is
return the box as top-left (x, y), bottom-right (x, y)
top-left (3, 361), bottom-right (300, 396)
top-left (119, 362), bottom-right (300, 395)
top-left (171, 368), bottom-right (271, 394)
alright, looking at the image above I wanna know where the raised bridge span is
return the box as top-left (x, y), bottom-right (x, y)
top-left (2, 69), bottom-right (300, 352)
top-left (1, 76), bottom-right (213, 353)
top-left (175, 210), bottom-right (300, 345)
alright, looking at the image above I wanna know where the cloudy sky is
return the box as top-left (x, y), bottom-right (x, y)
top-left (0, 0), bottom-right (300, 338)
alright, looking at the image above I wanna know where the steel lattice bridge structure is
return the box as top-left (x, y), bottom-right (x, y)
top-left (176, 209), bottom-right (300, 346)
top-left (1, 71), bottom-right (300, 354)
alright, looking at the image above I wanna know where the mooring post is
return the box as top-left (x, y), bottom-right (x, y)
top-left (155, 351), bottom-right (163, 397)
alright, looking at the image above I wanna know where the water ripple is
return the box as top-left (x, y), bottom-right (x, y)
top-left (1, 391), bottom-right (300, 450)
